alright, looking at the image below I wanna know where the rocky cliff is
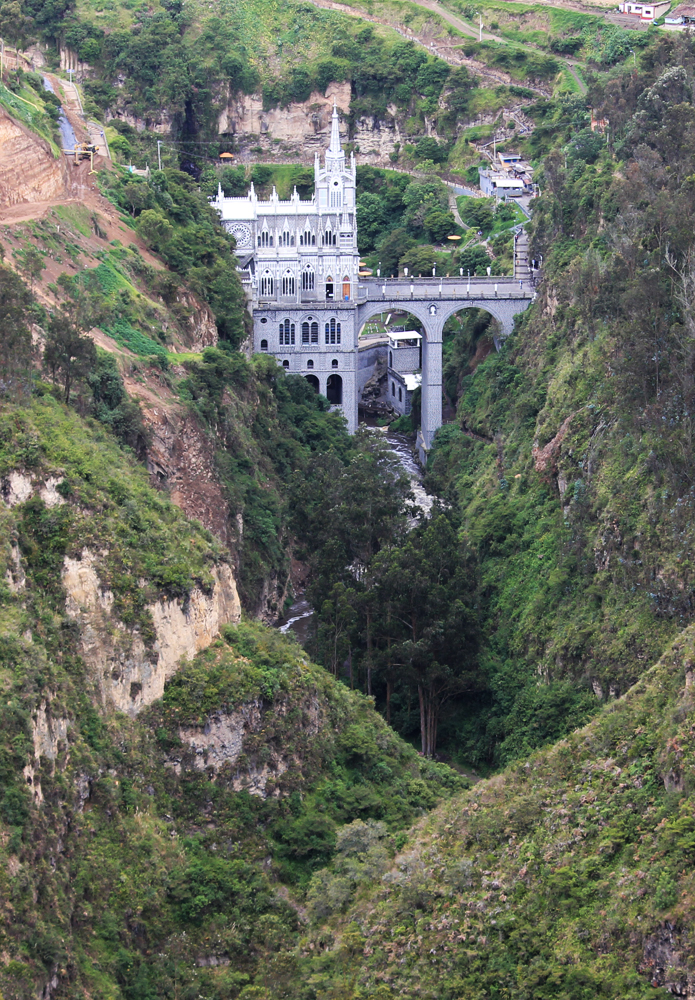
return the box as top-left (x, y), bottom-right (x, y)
top-left (0, 107), bottom-right (65, 207)
top-left (1, 401), bottom-right (243, 719)
top-left (62, 547), bottom-right (241, 716)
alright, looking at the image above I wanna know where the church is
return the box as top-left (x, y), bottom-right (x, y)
top-left (210, 104), bottom-right (361, 432)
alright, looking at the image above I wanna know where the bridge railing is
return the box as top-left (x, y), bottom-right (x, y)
top-left (355, 276), bottom-right (536, 303)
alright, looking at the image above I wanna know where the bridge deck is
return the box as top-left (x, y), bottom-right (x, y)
top-left (357, 276), bottom-right (535, 303)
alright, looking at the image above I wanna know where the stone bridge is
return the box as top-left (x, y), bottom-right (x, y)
top-left (356, 275), bottom-right (534, 455)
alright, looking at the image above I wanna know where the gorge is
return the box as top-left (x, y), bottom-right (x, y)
top-left (2, 2), bottom-right (695, 998)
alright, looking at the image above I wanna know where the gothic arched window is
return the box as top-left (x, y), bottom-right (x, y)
top-left (282, 271), bottom-right (295, 296)
top-left (260, 339), bottom-right (268, 352)
top-left (260, 271), bottom-right (274, 297)
top-left (279, 319), bottom-right (295, 346)
top-left (302, 321), bottom-right (310, 344)
top-left (324, 319), bottom-right (341, 345)
top-left (302, 267), bottom-right (315, 292)
top-left (311, 321), bottom-right (318, 343)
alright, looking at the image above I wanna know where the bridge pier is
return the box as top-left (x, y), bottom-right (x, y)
top-left (355, 282), bottom-right (534, 460)
top-left (420, 318), bottom-right (443, 458)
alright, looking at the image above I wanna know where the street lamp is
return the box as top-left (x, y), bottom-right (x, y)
top-left (432, 265), bottom-right (436, 277)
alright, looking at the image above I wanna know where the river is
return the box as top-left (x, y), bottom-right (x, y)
top-left (42, 76), bottom-right (78, 152)
top-left (276, 430), bottom-right (434, 642)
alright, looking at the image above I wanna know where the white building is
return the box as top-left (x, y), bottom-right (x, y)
top-left (387, 330), bottom-right (422, 416)
top-left (617, 0), bottom-right (670, 18)
top-left (210, 105), bottom-right (361, 431)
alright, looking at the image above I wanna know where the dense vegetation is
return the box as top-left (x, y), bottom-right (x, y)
top-left (296, 628), bottom-right (695, 999)
top-left (5, 4), bottom-right (695, 998)
top-left (0, 398), bottom-right (465, 998)
top-left (415, 34), bottom-right (695, 766)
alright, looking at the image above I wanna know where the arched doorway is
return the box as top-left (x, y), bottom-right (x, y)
top-left (342, 275), bottom-right (350, 300)
top-left (327, 374), bottom-right (343, 405)
top-left (305, 374), bottom-right (320, 393)
top-left (326, 276), bottom-right (334, 300)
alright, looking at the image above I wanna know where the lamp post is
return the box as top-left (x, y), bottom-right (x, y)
top-left (467, 269), bottom-right (470, 293)
top-left (432, 265), bottom-right (436, 277)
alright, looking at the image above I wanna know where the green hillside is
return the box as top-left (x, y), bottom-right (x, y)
top-left (3, 3), bottom-right (695, 998)
top-left (0, 396), bottom-right (465, 1000)
top-left (294, 627), bottom-right (695, 999)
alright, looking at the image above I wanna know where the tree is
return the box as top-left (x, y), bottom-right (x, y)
top-left (402, 179), bottom-right (449, 233)
top-left (414, 136), bottom-right (448, 165)
top-left (460, 197), bottom-right (494, 234)
top-left (137, 209), bottom-right (174, 251)
top-left (122, 181), bottom-right (150, 217)
top-left (0, 265), bottom-right (34, 399)
top-left (458, 245), bottom-right (492, 276)
top-left (17, 246), bottom-right (46, 294)
top-left (398, 245), bottom-right (437, 276)
top-left (373, 510), bottom-right (479, 756)
top-left (567, 128), bottom-right (605, 165)
top-left (0, 1), bottom-right (33, 46)
top-left (424, 209), bottom-right (456, 243)
top-left (356, 193), bottom-right (387, 252)
top-left (43, 312), bottom-right (97, 404)
top-left (220, 165), bottom-right (248, 197)
top-left (376, 228), bottom-right (416, 277)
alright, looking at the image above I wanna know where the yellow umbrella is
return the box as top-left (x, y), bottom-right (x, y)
top-left (447, 234), bottom-right (462, 241)
top-left (359, 269), bottom-right (373, 277)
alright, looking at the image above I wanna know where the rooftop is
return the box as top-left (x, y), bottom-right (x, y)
top-left (389, 330), bottom-right (422, 342)
top-left (403, 373), bottom-right (422, 392)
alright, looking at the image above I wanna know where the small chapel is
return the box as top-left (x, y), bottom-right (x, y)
top-left (210, 104), bottom-right (362, 432)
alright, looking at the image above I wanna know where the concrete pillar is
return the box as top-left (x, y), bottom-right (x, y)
top-left (420, 327), bottom-right (443, 452)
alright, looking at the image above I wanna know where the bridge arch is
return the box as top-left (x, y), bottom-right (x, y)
top-left (438, 301), bottom-right (508, 336)
top-left (356, 281), bottom-right (533, 457)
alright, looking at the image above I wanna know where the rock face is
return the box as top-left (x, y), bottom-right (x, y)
top-left (62, 548), bottom-right (242, 716)
top-left (134, 399), bottom-right (235, 551)
top-left (217, 81), bottom-right (352, 159)
top-left (172, 289), bottom-right (219, 353)
top-left (0, 107), bottom-right (65, 207)
top-left (172, 693), bottom-right (323, 798)
top-left (353, 112), bottom-right (403, 164)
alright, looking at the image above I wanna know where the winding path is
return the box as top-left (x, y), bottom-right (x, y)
top-left (306, 0), bottom-right (588, 95)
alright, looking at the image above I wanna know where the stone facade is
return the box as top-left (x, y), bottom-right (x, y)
top-left (210, 104), bottom-right (361, 432)
top-left (210, 113), bottom-right (535, 448)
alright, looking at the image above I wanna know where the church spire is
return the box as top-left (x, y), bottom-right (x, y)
top-left (329, 101), bottom-right (341, 156)
top-left (325, 101), bottom-right (345, 171)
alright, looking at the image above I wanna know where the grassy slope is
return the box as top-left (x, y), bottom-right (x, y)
top-left (0, 397), bottom-right (466, 1000)
top-left (296, 627), bottom-right (695, 998)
